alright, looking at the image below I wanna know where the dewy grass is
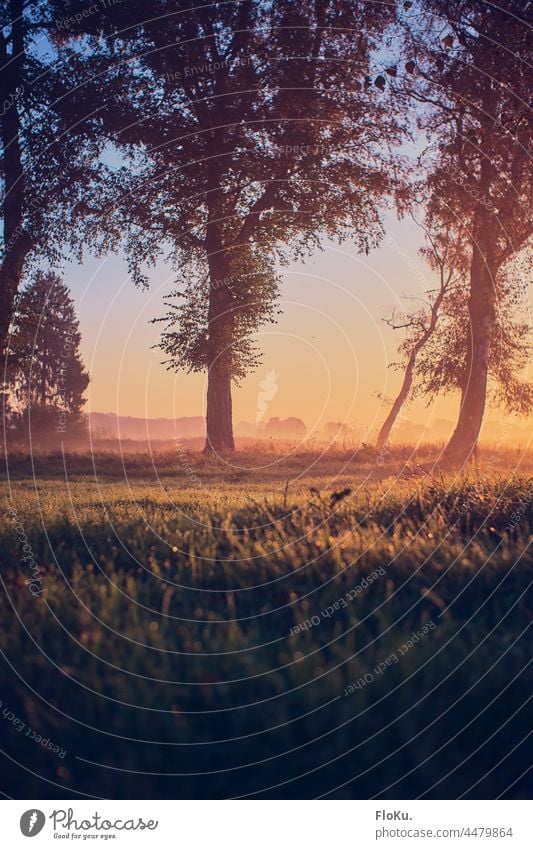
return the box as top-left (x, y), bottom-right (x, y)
top-left (0, 447), bottom-right (531, 799)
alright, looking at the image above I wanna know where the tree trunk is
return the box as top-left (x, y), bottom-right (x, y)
top-left (205, 353), bottom-right (234, 453)
top-left (376, 356), bottom-right (416, 452)
top-left (0, 8), bottom-right (32, 362)
top-left (41, 347), bottom-right (47, 407)
top-left (0, 244), bottom-right (31, 358)
top-left (442, 237), bottom-right (496, 468)
top-left (376, 284), bottom-right (446, 453)
top-left (203, 250), bottom-right (235, 453)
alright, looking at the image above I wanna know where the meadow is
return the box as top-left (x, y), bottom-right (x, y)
top-left (0, 444), bottom-right (531, 799)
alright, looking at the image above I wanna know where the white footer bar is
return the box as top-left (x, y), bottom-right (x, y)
top-left (2, 800), bottom-right (531, 847)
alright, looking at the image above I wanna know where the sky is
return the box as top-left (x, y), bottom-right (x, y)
top-left (63, 210), bottom-right (531, 443)
top-left (0, 0), bottom-right (522, 455)
top-left (19, 5), bottom-right (529, 446)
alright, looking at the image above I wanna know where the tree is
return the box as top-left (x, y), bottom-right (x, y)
top-left (265, 416), bottom-right (306, 440)
top-left (413, 251), bottom-right (533, 420)
top-left (154, 246), bottom-right (281, 448)
top-left (409, 0), bottom-right (532, 465)
top-left (0, 1), bottom-right (102, 363)
top-left (375, 221), bottom-right (463, 452)
top-left (6, 271), bottom-right (89, 446)
top-left (377, 246), bottom-right (532, 451)
top-left (54, 0), bottom-right (404, 452)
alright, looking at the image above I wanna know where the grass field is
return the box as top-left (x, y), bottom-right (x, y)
top-left (1, 445), bottom-right (532, 799)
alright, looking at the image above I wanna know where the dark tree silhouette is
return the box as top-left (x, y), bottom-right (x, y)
top-left (6, 271), bottom-right (89, 445)
top-left (0, 1), bottom-right (102, 362)
top-left (409, 0), bottom-right (532, 465)
top-left (53, 0), bottom-right (404, 452)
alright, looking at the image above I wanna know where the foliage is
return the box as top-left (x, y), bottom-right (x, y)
top-left (379, 0), bottom-right (533, 462)
top-left (0, 1), bottom-right (108, 353)
top-left (412, 255), bottom-right (533, 415)
top-left (53, 0), bottom-right (405, 381)
top-left (154, 248), bottom-right (281, 381)
top-left (386, 235), bottom-right (532, 416)
top-left (407, 0), bottom-right (532, 261)
top-left (5, 271), bottom-right (89, 447)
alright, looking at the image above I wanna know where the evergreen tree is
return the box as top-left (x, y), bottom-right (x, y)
top-left (7, 271), bottom-right (89, 446)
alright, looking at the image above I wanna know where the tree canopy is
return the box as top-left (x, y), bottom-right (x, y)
top-left (53, 0), bottom-right (405, 450)
top-left (0, 0), bottom-right (106, 357)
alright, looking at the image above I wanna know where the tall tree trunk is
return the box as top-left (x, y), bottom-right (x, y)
top-left (203, 249), bottom-right (235, 453)
top-left (0, 7), bottom-right (32, 362)
top-left (0, 243), bottom-right (31, 357)
top-left (442, 236), bottom-right (496, 467)
top-left (205, 351), bottom-right (234, 453)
